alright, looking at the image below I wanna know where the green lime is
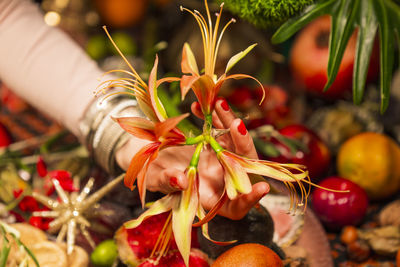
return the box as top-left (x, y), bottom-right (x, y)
top-left (90, 239), bottom-right (118, 267)
top-left (108, 31), bottom-right (137, 56)
top-left (86, 34), bottom-right (108, 60)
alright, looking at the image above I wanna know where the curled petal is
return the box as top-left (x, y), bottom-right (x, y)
top-left (125, 142), bottom-right (160, 190)
top-left (172, 167), bottom-right (199, 266)
top-left (112, 117), bottom-right (156, 141)
top-left (156, 77), bottom-right (181, 88)
top-left (124, 194), bottom-right (178, 229)
top-left (217, 73), bottom-right (265, 104)
top-left (181, 43), bottom-right (199, 75)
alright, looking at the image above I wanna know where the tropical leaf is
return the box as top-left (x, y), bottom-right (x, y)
top-left (353, 0), bottom-right (378, 104)
top-left (272, 0), bottom-right (400, 113)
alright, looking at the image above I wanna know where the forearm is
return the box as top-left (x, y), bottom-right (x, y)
top-left (0, 0), bottom-right (101, 137)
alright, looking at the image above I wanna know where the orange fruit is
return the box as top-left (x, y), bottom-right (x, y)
top-left (211, 243), bottom-right (283, 267)
top-left (337, 132), bottom-right (400, 200)
top-left (93, 0), bottom-right (148, 28)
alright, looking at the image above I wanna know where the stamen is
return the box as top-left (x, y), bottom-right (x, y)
top-left (102, 26), bottom-right (146, 88)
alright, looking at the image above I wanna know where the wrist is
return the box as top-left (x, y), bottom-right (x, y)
top-left (115, 136), bottom-right (151, 171)
top-left (79, 93), bottom-right (144, 174)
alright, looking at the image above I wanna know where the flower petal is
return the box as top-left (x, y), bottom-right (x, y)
top-left (192, 191), bottom-right (228, 227)
top-left (125, 142), bottom-right (160, 190)
top-left (137, 148), bottom-right (160, 207)
top-left (224, 151), bottom-right (309, 182)
top-left (154, 113), bottom-right (189, 139)
top-left (181, 43), bottom-right (199, 75)
top-left (156, 76), bottom-right (181, 88)
top-left (219, 73), bottom-right (266, 104)
top-left (112, 116), bottom-right (156, 141)
top-left (148, 55), bottom-right (168, 121)
top-left (180, 75), bottom-right (199, 100)
top-left (124, 194), bottom-right (178, 229)
top-left (172, 167), bottom-right (199, 267)
top-left (219, 152), bottom-right (252, 199)
top-left (197, 204), bottom-right (236, 245)
top-left (191, 75), bottom-right (216, 115)
top-left (225, 43), bottom-right (257, 73)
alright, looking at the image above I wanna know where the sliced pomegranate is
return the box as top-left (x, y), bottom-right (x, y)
top-left (138, 249), bottom-right (210, 267)
top-left (115, 212), bottom-right (201, 266)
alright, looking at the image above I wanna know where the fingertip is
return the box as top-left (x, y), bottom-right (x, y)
top-left (216, 97), bottom-right (230, 112)
top-left (165, 169), bottom-right (188, 192)
top-left (254, 182), bottom-right (270, 198)
top-left (191, 102), bottom-right (204, 119)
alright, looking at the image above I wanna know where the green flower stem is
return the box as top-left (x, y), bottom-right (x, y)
top-left (185, 135), bottom-right (205, 145)
top-left (203, 114), bottom-right (213, 135)
top-left (206, 136), bottom-right (224, 154)
top-left (189, 142), bottom-right (204, 167)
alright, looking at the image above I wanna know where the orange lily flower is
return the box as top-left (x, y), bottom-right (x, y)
top-left (113, 114), bottom-right (188, 206)
top-left (96, 27), bottom-right (187, 206)
top-left (180, 2), bottom-right (264, 117)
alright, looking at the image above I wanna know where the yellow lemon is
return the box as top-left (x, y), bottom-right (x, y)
top-left (337, 132), bottom-right (400, 200)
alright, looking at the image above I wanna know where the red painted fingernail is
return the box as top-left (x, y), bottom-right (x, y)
top-left (169, 177), bottom-right (182, 190)
top-left (220, 99), bottom-right (230, 111)
top-left (237, 120), bottom-right (247, 135)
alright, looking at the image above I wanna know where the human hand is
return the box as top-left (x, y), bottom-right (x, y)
top-left (115, 98), bottom-right (269, 220)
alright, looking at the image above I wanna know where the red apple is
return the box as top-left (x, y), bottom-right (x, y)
top-left (0, 122), bottom-right (12, 147)
top-left (290, 15), bottom-right (379, 98)
top-left (312, 176), bottom-right (369, 229)
top-left (267, 124), bottom-right (331, 181)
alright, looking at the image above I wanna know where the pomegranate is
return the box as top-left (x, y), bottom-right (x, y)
top-left (115, 212), bottom-right (200, 266)
top-left (290, 15), bottom-right (379, 98)
top-left (138, 249), bottom-right (209, 267)
top-left (312, 176), bottom-right (369, 229)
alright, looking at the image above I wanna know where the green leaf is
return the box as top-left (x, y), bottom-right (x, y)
top-left (353, 0), bottom-right (378, 104)
top-left (13, 235), bottom-right (40, 267)
top-left (324, 0), bottom-right (360, 92)
top-left (0, 228), bottom-right (10, 267)
top-left (253, 138), bottom-right (280, 157)
top-left (374, 0), bottom-right (395, 113)
top-left (271, 0), bottom-right (336, 44)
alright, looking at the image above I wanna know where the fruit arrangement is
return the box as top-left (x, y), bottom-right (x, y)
top-left (1, 0), bottom-right (400, 266)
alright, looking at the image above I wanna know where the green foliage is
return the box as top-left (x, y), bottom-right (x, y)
top-left (272, 0), bottom-right (400, 113)
top-left (220, 0), bottom-right (315, 28)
